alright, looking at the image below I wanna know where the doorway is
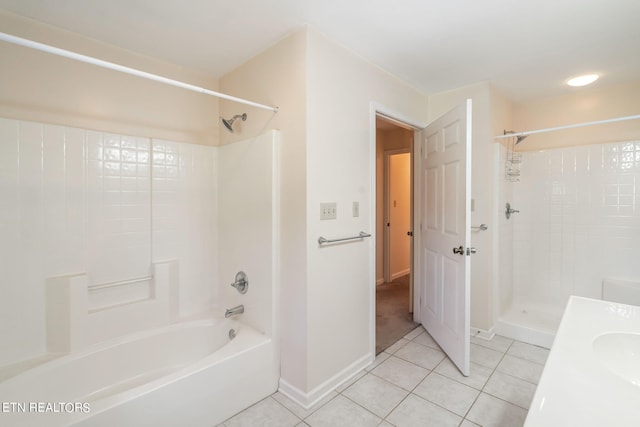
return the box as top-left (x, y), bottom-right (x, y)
top-left (375, 115), bottom-right (418, 354)
top-left (371, 101), bottom-right (472, 374)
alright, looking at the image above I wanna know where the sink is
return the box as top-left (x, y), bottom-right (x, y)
top-left (526, 297), bottom-right (640, 427)
top-left (593, 332), bottom-right (640, 387)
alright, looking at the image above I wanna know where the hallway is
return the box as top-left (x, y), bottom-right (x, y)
top-left (375, 275), bottom-right (418, 354)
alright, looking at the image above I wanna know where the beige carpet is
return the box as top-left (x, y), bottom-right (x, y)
top-left (375, 275), bottom-right (419, 354)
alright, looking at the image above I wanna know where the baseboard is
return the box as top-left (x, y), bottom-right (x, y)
top-left (278, 378), bottom-right (309, 409)
top-left (471, 326), bottom-right (495, 341)
top-left (278, 352), bottom-right (373, 409)
top-left (391, 269), bottom-right (410, 281)
top-left (376, 277), bottom-right (384, 286)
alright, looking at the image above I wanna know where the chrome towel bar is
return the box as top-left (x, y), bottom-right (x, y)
top-left (318, 231), bottom-right (371, 245)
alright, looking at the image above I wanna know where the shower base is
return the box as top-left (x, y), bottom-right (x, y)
top-left (495, 301), bottom-right (565, 349)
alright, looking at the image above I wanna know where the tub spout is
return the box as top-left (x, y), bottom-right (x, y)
top-left (225, 304), bottom-right (244, 318)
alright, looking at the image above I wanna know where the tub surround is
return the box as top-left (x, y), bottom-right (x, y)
top-left (525, 296), bottom-right (640, 426)
top-left (46, 261), bottom-right (179, 353)
top-left (0, 117), bottom-right (282, 425)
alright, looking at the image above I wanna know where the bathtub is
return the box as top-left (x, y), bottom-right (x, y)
top-left (0, 317), bottom-right (278, 426)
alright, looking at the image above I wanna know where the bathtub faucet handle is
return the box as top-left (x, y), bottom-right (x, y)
top-left (230, 271), bottom-right (248, 294)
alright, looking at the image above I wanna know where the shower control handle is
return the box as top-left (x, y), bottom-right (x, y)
top-left (505, 202), bottom-right (520, 220)
top-left (453, 246), bottom-right (464, 255)
top-left (230, 271), bottom-right (248, 294)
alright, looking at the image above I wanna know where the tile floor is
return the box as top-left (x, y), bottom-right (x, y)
top-left (218, 327), bottom-right (549, 427)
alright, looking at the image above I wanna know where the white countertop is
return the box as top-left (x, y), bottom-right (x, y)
top-left (525, 296), bottom-right (640, 426)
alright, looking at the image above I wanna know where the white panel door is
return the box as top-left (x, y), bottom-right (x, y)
top-left (417, 100), bottom-right (471, 376)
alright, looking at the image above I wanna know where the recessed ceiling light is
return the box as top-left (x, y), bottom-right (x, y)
top-left (566, 74), bottom-right (599, 87)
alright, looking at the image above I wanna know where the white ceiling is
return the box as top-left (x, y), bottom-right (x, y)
top-left (1, 0), bottom-right (639, 102)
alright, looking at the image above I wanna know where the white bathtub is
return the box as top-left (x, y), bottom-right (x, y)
top-left (0, 317), bottom-right (278, 426)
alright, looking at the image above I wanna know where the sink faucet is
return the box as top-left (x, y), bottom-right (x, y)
top-left (225, 304), bottom-right (244, 318)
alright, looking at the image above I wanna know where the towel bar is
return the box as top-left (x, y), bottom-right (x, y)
top-left (318, 231), bottom-right (371, 245)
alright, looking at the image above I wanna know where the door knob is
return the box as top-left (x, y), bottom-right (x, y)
top-left (467, 247), bottom-right (477, 255)
top-left (453, 246), bottom-right (464, 255)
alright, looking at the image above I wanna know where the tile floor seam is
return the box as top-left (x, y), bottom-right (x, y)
top-left (477, 390), bottom-right (532, 412)
top-left (356, 369), bottom-right (419, 392)
top-left (367, 357), bottom-right (441, 424)
top-left (503, 352), bottom-right (547, 367)
top-left (416, 391), bottom-right (468, 424)
top-left (459, 340), bottom-right (512, 421)
top-left (367, 364), bottom-right (431, 393)
top-left (338, 389), bottom-right (389, 422)
top-left (270, 394), bottom-right (306, 423)
top-left (405, 375), bottom-right (473, 422)
top-left (473, 342), bottom-right (536, 414)
top-left (494, 367), bottom-right (542, 387)
top-left (388, 348), bottom-right (447, 373)
top-left (457, 359), bottom-right (498, 422)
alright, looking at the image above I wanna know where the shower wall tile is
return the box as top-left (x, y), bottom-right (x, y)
top-left (86, 132), bottom-right (151, 285)
top-left (511, 140), bottom-right (640, 308)
top-left (0, 117), bottom-right (217, 365)
top-left (151, 139), bottom-right (217, 316)
top-left (0, 119), bottom-right (44, 364)
top-left (41, 125), bottom-right (87, 277)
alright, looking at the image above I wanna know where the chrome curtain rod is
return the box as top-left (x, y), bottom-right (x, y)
top-left (494, 114), bottom-right (640, 139)
top-left (0, 31), bottom-right (279, 113)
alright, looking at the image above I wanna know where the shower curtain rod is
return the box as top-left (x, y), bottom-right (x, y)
top-left (494, 114), bottom-right (640, 139)
top-left (0, 31), bottom-right (279, 113)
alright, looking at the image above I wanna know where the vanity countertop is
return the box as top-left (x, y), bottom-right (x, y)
top-left (525, 296), bottom-right (640, 426)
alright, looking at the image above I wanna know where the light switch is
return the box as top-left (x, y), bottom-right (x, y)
top-left (320, 202), bottom-right (337, 220)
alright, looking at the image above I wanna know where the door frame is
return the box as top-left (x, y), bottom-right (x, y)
top-left (369, 103), bottom-right (426, 358)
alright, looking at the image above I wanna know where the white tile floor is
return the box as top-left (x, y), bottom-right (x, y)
top-left (218, 327), bottom-right (549, 427)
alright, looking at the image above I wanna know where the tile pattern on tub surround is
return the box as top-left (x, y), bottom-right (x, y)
top-left (87, 129), bottom-right (152, 284)
top-left (151, 139), bottom-right (217, 315)
top-left (512, 140), bottom-right (640, 308)
top-left (220, 328), bottom-right (549, 427)
top-left (0, 118), bottom-right (217, 366)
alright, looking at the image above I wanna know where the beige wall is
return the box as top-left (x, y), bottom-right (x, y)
top-left (0, 10), bottom-right (219, 145)
top-left (219, 29), bottom-right (309, 391)
top-left (513, 80), bottom-right (640, 151)
top-left (221, 26), bottom-right (429, 402)
top-left (305, 28), bottom-right (428, 393)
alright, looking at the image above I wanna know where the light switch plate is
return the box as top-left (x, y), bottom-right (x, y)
top-left (320, 202), bottom-right (337, 220)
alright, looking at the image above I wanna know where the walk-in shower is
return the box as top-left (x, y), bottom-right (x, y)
top-left (495, 137), bottom-right (640, 348)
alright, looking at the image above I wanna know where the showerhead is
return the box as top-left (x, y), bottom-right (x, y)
top-left (219, 113), bottom-right (247, 133)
